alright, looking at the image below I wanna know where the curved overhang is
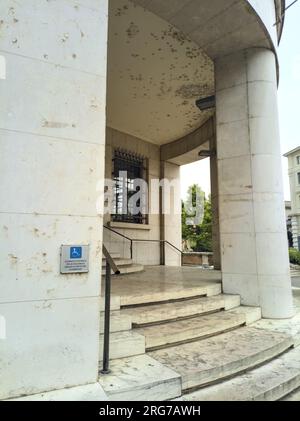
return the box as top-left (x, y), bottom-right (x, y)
top-left (107, 0), bottom-right (281, 148)
top-left (133, 0), bottom-right (277, 59)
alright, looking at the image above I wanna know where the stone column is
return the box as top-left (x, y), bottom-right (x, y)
top-left (0, 0), bottom-right (108, 399)
top-left (215, 48), bottom-right (293, 319)
top-left (161, 161), bottom-right (182, 266)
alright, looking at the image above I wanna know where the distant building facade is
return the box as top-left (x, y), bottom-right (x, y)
top-left (284, 147), bottom-right (300, 250)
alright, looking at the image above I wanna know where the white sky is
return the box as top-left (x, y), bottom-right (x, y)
top-left (181, 3), bottom-right (300, 201)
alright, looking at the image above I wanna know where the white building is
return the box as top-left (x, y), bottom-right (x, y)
top-left (0, 0), bottom-right (297, 401)
top-left (284, 147), bottom-right (300, 250)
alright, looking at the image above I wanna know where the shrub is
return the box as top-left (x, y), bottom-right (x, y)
top-left (289, 248), bottom-right (300, 265)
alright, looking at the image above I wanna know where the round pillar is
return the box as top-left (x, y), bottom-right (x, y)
top-left (215, 48), bottom-right (294, 319)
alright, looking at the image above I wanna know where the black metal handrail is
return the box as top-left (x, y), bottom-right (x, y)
top-left (104, 225), bottom-right (133, 260)
top-left (100, 245), bottom-right (120, 375)
top-left (103, 225), bottom-right (183, 265)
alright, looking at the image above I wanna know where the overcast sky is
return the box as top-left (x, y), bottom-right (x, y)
top-left (181, 3), bottom-right (300, 201)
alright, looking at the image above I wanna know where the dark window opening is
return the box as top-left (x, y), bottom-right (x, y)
top-left (112, 149), bottom-right (148, 224)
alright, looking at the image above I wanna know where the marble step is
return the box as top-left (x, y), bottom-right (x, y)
top-left (183, 345), bottom-right (300, 401)
top-left (102, 258), bottom-right (133, 268)
top-left (122, 294), bottom-right (241, 327)
top-left (226, 306), bottom-right (262, 325)
top-left (100, 311), bottom-right (132, 334)
top-left (149, 327), bottom-right (294, 392)
top-left (136, 306), bottom-right (261, 351)
top-left (8, 383), bottom-right (108, 401)
top-left (99, 354), bottom-right (181, 401)
top-left (99, 331), bottom-right (145, 362)
top-left (282, 386), bottom-right (300, 401)
top-left (100, 295), bottom-right (120, 312)
top-left (102, 264), bottom-right (144, 275)
top-left (117, 280), bottom-right (222, 307)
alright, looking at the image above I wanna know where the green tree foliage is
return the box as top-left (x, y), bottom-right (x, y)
top-left (289, 248), bottom-right (300, 265)
top-left (182, 184), bottom-right (213, 252)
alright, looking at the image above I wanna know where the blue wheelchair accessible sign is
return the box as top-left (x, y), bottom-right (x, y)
top-left (60, 245), bottom-right (89, 274)
top-left (70, 246), bottom-right (82, 259)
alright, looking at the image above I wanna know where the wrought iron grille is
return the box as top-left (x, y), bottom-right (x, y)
top-left (112, 149), bottom-right (148, 224)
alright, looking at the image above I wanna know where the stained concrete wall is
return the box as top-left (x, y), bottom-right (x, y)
top-left (0, 0), bottom-right (108, 399)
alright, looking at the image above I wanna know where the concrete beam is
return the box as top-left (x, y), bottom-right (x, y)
top-left (160, 117), bottom-right (215, 164)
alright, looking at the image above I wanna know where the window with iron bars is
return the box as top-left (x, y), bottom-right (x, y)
top-left (112, 149), bottom-right (148, 224)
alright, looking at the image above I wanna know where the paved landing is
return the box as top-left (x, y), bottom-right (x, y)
top-left (111, 266), bottom-right (222, 306)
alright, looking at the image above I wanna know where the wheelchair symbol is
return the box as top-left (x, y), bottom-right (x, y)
top-left (70, 247), bottom-right (82, 259)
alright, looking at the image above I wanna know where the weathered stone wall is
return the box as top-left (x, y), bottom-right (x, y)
top-left (0, 0), bottom-right (108, 399)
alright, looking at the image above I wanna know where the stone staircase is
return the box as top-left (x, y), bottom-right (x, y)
top-left (102, 253), bottom-right (144, 275)
top-left (98, 269), bottom-right (300, 401)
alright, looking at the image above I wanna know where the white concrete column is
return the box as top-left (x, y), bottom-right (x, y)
top-left (215, 48), bottom-right (294, 319)
top-left (161, 162), bottom-right (182, 266)
top-left (0, 0), bottom-right (108, 399)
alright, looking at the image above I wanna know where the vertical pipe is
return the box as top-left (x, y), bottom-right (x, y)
top-left (100, 260), bottom-right (111, 374)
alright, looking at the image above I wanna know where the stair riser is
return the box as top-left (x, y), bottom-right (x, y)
top-left (100, 296), bottom-right (120, 312)
top-left (262, 375), bottom-right (300, 401)
top-left (228, 307), bottom-right (262, 325)
top-left (102, 266), bottom-right (144, 275)
top-left (105, 377), bottom-right (181, 402)
top-left (99, 333), bottom-right (145, 362)
top-left (130, 305), bottom-right (225, 327)
top-left (102, 260), bottom-right (133, 268)
top-left (100, 313), bottom-right (132, 334)
top-left (181, 340), bottom-right (294, 392)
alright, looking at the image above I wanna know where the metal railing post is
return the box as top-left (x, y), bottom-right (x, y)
top-left (101, 260), bottom-right (111, 375)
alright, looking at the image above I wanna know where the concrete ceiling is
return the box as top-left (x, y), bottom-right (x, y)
top-left (107, 0), bottom-right (274, 148)
top-left (106, 0), bottom-right (215, 145)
